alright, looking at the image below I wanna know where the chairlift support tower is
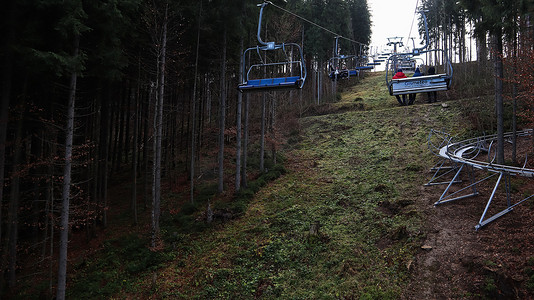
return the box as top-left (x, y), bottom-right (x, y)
top-left (387, 37), bottom-right (403, 71)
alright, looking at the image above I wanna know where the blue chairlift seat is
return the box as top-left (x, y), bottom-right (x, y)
top-left (238, 44), bottom-right (306, 93)
top-left (354, 65), bottom-right (373, 70)
top-left (238, 76), bottom-right (303, 92)
top-left (347, 70), bottom-right (359, 76)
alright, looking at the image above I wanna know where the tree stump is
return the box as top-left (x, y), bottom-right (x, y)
top-left (206, 202), bottom-right (213, 223)
top-left (309, 220), bottom-right (320, 236)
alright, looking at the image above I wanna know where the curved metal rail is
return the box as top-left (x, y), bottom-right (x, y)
top-left (442, 130), bottom-right (534, 177)
top-left (425, 129), bottom-right (534, 230)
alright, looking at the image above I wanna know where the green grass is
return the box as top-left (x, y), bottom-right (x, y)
top-left (127, 78), bottom-right (472, 299)
top-left (66, 235), bottom-right (175, 299)
top-left (340, 71), bottom-right (395, 110)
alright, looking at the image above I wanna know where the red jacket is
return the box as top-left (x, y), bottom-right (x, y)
top-left (392, 71), bottom-right (407, 79)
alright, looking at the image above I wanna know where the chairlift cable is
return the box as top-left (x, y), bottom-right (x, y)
top-left (407, 0), bottom-right (420, 47)
top-left (266, 1), bottom-right (367, 47)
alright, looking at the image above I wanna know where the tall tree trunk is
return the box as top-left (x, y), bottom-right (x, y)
top-left (111, 100), bottom-right (119, 172)
top-left (47, 140), bottom-right (56, 295)
top-left (42, 128), bottom-right (56, 258)
top-left (124, 85), bottom-right (132, 166)
top-left (144, 84), bottom-right (152, 210)
top-left (88, 96), bottom-right (98, 239)
top-left (317, 64), bottom-right (321, 105)
top-left (206, 75), bottom-right (212, 126)
top-left (270, 96), bottom-right (276, 165)
top-left (461, 15), bottom-right (466, 63)
top-left (477, 20), bottom-right (487, 70)
top-left (217, 26), bottom-right (227, 194)
top-left (191, 0), bottom-right (202, 203)
top-left (6, 105), bottom-right (24, 289)
top-left (300, 29), bottom-right (304, 116)
top-left (260, 92), bottom-right (266, 173)
top-left (99, 88), bottom-right (111, 228)
top-left (0, 0), bottom-right (15, 254)
top-left (242, 93), bottom-right (249, 188)
top-left (152, 5), bottom-right (167, 247)
top-left (512, 26), bottom-right (518, 165)
top-left (116, 91), bottom-right (126, 171)
top-left (236, 36), bottom-right (243, 193)
top-left (131, 63), bottom-right (140, 225)
top-left (493, 31), bottom-right (505, 164)
top-left (56, 33), bottom-right (79, 300)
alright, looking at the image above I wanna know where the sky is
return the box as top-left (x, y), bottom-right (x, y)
top-left (367, 0), bottom-right (422, 55)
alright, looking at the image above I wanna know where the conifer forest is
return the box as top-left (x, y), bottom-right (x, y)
top-left (2, 0), bottom-right (534, 298)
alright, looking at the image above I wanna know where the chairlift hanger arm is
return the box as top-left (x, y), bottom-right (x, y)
top-left (413, 10), bottom-right (430, 53)
top-left (256, 1), bottom-right (272, 48)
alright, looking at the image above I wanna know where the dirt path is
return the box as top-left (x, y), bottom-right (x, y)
top-left (403, 142), bottom-right (534, 299)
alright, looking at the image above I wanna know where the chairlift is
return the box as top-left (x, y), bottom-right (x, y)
top-left (238, 1), bottom-right (306, 92)
top-left (328, 56), bottom-right (363, 81)
top-left (385, 10), bottom-right (453, 96)
top-left (397, 55), bottom-right (418, 73)
top-left (328, 36), bottom-right (363, 81)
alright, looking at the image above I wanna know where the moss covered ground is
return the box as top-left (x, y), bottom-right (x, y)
top-left (134, 72), bottom-right (473, 299)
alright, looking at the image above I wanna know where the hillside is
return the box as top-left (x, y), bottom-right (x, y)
top-left (142, 72), bottom-right (532, 298)
top-left (21, 71), bottom-right (534, 299)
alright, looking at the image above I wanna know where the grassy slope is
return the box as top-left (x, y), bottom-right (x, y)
top-left (14, 69), bottom-right (505, 299)
top-left (133, 72), bottom-right (472, 299)
top-left (41, 71), bottom-right (479, 300)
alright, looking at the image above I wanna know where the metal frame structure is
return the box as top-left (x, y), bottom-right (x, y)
top-left (238, 1), bottom-right (307, 93)
top-left (426, 129), bottom-right (534, 230)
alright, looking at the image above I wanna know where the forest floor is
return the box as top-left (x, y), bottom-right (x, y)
top-left (24, 71), bottom-right (534, 299)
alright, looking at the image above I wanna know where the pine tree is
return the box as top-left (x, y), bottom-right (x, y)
top-left (54, 0), bottom-right (88, 296)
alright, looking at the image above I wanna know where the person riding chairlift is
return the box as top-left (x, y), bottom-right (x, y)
top-left (426, 66), bottom-right (438, 103)
top-left (392, 69), bottom-right (407, 106)
top-left (408, 67), bottom-right (422, 105)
